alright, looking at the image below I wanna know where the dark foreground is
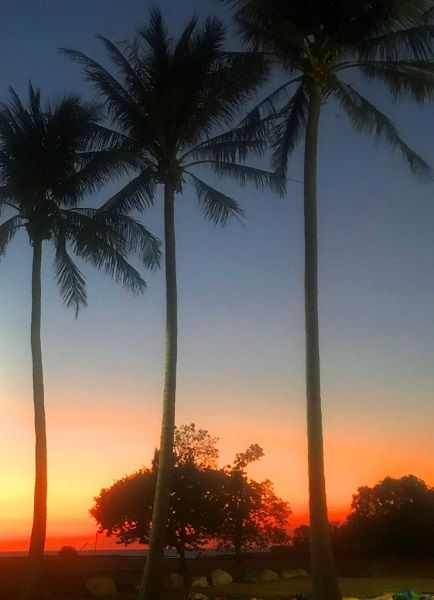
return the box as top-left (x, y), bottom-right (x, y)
top-left (1, 555), bottom-right (433, 600)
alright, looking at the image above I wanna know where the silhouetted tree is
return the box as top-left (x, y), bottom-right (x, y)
top-left (91, 464), bottom-right (225, 566)
top-left (0, 85), bottom-right (160, 565)
top-left (217, 444), bottom-right (291, 562)
top-left (174, 423), bottom-right (220, 469)
top-left (343, 475), bottom-right (434, 558)
top-left (92, 432), bottom-right (291, 566)
top-left (225, 2), bottom-right (434, 598)
top-left (63, 11), bottom-right (279, 598)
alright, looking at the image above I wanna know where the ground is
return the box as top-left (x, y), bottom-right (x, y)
top-left (0, 555), bottom-right (433, 599)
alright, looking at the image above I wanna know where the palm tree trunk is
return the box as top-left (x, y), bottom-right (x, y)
top-left (140, 182), bottom-right (178, 600)
top-left (304, 85), bottom-right (341, 600)
top-left (29, 238), bottom-right (47, 561)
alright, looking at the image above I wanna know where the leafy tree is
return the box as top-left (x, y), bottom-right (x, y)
top-left (174, 423), bottom-right (220, 469)
top-left (92, 430), bottom-right (291, 565)
top-left (63, 10), bottom-right (279, 597)
top-left (93, 424), bottom-right (222, 565)
top-left (225, 2), bottom-right (434, 598)
top-left (0, 85), bottom-right (160, 563)
top-left (343, 475), bottom-right (434, 557)
top-left (92, 464), bottom-right (226, 567)
top-left (217, 444), bottom-right (291, 561)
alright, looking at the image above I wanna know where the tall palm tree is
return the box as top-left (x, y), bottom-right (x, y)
top-left (0, 84), bottom-right (161, 564)
top-left (63, 9), bottom-right (281, 598)
top-left (225, 2), bottom-right (434, 599)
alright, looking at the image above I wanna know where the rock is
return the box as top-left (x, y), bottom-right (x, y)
top-left (295, 568), bottom-right (308, 578)
top-left (244, 568), bottom-right (260, 583)
top-left (281, 568), bottom-right (308, 578)
top-left (187, 593), bottom-right (210, 600)
top-left (211, 569), bottom-right (233, 586)
top-left (85, 577), bottom-right (117, 597)
top-left (281, 569), bottom-right (299, 580)
top-left (260, 568), bottom-right (280, 582)
top-left (191, 575), bottom-right (209, 588)
top-left (164, 572), bottom-right (184, 589)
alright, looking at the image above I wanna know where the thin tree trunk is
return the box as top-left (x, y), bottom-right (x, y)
top-left (304, 85), bottom-right (341, 600)
top-left (139, 183), bottom-right (178, 600)
top-left (18, 239), bottom-right (48, 600)
top-left (29, 238), bottom-right (47, 561)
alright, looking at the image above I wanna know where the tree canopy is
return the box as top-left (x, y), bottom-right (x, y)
top-left (91, 424), bottom-right (291, 561)
top-left (342, 475), bottom-right (434, 557)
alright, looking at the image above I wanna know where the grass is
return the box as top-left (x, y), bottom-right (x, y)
top-left (46, 578), bottom-right (434, 600)
top-left (155, 577), bottom-right (434, 599)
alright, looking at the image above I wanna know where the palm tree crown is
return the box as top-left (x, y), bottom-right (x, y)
top-left (0, 84), bottom-right (161, 314)
top-left (229, 0), bottom-right (434, 177)
top-left (62, 8), bottom-right (283, 217)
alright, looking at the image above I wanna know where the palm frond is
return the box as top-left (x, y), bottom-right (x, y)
top-left (101, 166), bottom-right (157, 214)
top-left (187, 160), bottom-right (286, 195)
top-left (351, 60), bottom-right (434, 103)
top-left (0, 185), bottom-right (17, 216)
top-left (186, 172), bottom-right (244, 227)
top-left (76, 208), bottom-right (162, 270)
top-left (72, 229), bottom-right (147, 296)
top-left (95, 36), bottom-right (151, 107)
top-left (54, 235), bottom-right (87, 317)
top-left (270, 82), bottom-right (307, 175)
top-left (185, 118), bottom-right (269, 164)
top-left (332, 78), bottom-right (432, 178)
top-left (357, 23), bottom-right (434, 61)
top-left (240, 75), bottom-right (302, 125)
top-left (61, 48), bottom-right (147, 138)
top-left (138, 7), bottom-right (171, 59)
top-left (0, 215), bottom-right (24, 257)
top-left (57, 146), bottom-right (141, 206)
top-left (180, 49), bottom-right (268, 145)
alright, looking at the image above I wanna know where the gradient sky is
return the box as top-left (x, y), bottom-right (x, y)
top-left (1, 0), bottom-right (433, 551)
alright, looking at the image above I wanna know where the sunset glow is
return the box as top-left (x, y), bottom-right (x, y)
top-left (1, 0), bottom-right (434, 562)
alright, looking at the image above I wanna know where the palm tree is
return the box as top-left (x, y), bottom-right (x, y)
top-left (0, 85), bottom-right (161, 565)
top-left (225, 2), bottom-right (434, 599)
top-left (63, 9), bottom-right (281, 598)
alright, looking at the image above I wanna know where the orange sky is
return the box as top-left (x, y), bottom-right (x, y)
top-left (2, 381), bottom-right (433, 553)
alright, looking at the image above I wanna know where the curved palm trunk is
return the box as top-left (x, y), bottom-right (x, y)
top-left (304, 85), bottom-right (341, 600)
top-left (140, 183), bottom-right (178, 600)
top-left (29, 238), bottom-right (47, 561)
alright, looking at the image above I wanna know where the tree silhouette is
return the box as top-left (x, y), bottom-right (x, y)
top-left (92, 432), bottom-right (290, 566)
top-left (225, 2), bottom-right (434, 599)
top-left (0, 84), bottom-right (160, 566)
top-left (344, 475), bottom-right (434, 557)
top-left (63, 10), bottom-right (280, 597)
top-left (218, 445), bottom-right (291, 562)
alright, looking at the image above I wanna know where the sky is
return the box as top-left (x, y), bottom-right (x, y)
top-left (0, 0), bottom-right (433, 552)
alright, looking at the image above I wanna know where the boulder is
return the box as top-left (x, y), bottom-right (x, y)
top-left (281, 568), bottom-right (308, 579)
top-left (281, 569), bottom-right (299, 580)
top-left (187, 593), bottom-right (210, 600)
top-left (85, 577), bottom-right (117, 597)
top-left (295, 568), bottom-right (309, 578)
top-left (260, 568), bottom-right (279, 582)
top-left (164, 572), bottom-right (184, 589)
top-left (191, 575), bottom-right (209, 588)
top-left (244, 568), bottom-right (260, 583)
top-left (211, 569), bottom-right (233, 586)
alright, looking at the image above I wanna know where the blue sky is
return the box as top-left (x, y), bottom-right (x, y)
top-left (0, 0), bottom-right (433, 542)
